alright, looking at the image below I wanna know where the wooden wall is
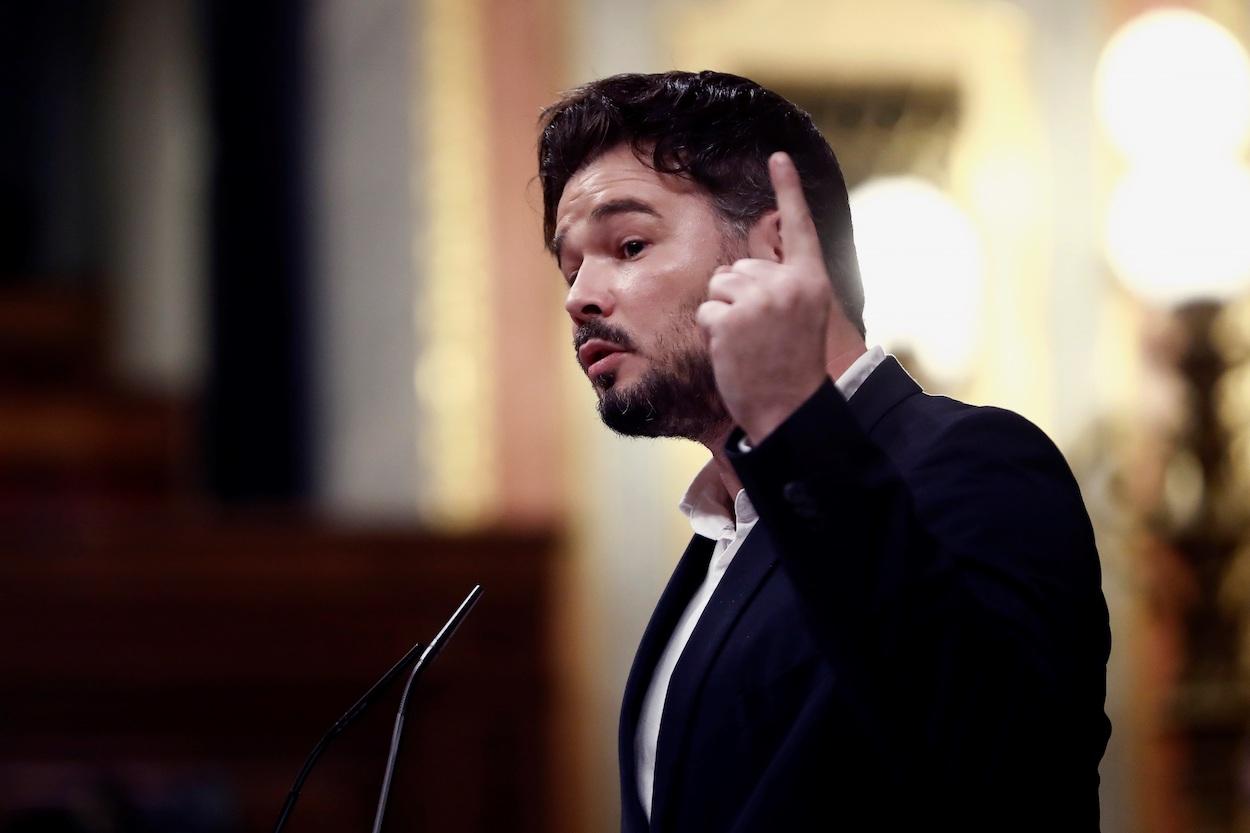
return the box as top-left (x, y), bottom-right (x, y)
top-left (0, 517), bottom-right (559, 832)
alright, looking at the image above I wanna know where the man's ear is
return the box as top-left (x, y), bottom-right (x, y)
top-left (745, 209), bottom-right (784, 263)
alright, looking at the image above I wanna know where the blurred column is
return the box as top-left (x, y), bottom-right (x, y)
top-left (480, 0), bottom-right (567, 530)
top-left (99, 0), bottom-right (207, 393)
top-left (308, 0), bottom-right (424, 520)
top-left (202, 0), bottom-right (312, 501)
top-left (1010, 0), bottom-right (1108, 442)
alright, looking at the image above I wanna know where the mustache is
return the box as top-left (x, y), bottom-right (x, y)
top-left (573, 319), bottom-right (639, 355)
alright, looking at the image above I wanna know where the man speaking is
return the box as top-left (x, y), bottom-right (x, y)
top-left (537, 71), bottom-right (1110, 832)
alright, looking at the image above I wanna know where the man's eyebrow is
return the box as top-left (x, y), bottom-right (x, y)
top-left (551, 198), bottom-right (662, 262)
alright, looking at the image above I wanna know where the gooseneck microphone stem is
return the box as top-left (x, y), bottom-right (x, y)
top-left (370, 585), bottom-right (483, 833)
top-left (369, 664), bottom-right (419, 833)
top-left (271, 638), bottom-right (428, 833)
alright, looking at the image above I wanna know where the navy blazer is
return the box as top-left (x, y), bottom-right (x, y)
top-left (618, 357), bottom-right (1111, 833)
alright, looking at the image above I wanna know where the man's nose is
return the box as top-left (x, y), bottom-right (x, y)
top-left (564, 263), bottom-right (615, 323)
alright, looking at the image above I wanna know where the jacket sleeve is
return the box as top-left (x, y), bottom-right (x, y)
top-left (726, 377), bottom-right (1110, 821)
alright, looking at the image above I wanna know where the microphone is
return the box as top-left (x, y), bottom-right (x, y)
top-left (370, 584), bottom-right (483, 833)
top-left (270, 585), bottom-right (483, 833)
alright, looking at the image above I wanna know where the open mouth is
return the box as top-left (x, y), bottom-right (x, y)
top-left (578, 339), bottom-right (629, 375)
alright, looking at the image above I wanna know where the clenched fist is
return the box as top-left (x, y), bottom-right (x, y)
top-left (696, 152), bottom-right (836, 445)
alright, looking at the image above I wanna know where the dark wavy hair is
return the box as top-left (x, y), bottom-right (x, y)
top-left (537, 70), bottom-right (864, 336)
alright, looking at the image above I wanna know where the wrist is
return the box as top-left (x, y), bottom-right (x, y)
top-left (743, 410), bottom-right (791, 446)
top-left (740, 375), bottom-right (830, 445)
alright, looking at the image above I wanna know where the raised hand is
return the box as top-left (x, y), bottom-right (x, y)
top-left (696, 152), bottom-right (835, 444)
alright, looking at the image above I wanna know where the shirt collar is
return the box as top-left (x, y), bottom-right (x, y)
top-left (678, 345), bottom-right (888, 539)
top-left (836, 344), bottom-right (887, 401)
top-left (678, 462), bottom-right (761, 541)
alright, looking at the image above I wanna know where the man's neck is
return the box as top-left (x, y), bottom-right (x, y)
top-left (702, 430), bottom-right (745, 517)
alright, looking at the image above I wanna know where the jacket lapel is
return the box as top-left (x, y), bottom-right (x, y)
top-left (619, 533), bottom-right (716, 832)
top-left (647, 528), bottom-right (779, 830)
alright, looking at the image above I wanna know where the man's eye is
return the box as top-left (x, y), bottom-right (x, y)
top-left (621, 240), bottom-right (647, 258)
top-left (565, 269), bottom-right (578, 287)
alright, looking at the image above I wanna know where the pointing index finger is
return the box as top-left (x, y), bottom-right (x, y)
top-left (769, 152), bottom-right (822, 266)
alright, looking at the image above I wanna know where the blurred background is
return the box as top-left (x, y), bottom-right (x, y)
top-left (2, 0), bottom-right (1250, 831)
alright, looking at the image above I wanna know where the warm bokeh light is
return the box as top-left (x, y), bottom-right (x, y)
top-left (1094, 8), bottom-right (1250, 161)
top-left (850, 176), bottom-right (984, 384)
top-left (1104, 163), bottom-right (1250, 305)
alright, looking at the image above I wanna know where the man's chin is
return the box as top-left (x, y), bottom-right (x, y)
top-left (595, 378), bottom-right (731, 442)
top-left (597, 393), bottom-right (664, 438)
top-left (593, 376), bottom-right (649, 433)
top-left (591, 372), bottom-right (618, 392)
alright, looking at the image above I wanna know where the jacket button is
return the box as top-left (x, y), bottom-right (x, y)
top-left (783, 481), bottom-right (821, 519)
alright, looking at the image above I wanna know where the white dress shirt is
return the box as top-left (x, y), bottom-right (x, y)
top-left (634, 345), bottom-right (888, 818)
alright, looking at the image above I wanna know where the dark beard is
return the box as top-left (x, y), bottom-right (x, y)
top-left (596, 343), bottom-right (732, 442)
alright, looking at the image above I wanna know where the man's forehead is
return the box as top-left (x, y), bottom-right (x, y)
top-left (554, 146), bottom-right (696, 232)
top-left (558, 158), bottom-right (659, 220)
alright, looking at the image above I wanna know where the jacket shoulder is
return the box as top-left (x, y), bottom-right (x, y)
top-left (876, 393), bottom-right (1070, 480)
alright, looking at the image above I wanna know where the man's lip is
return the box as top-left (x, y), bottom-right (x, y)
top-left (587, 350), bottom-right (628, 378)
top-left (578, 339), bottom-right (629, 370)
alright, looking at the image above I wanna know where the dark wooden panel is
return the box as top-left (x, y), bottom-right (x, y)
top-left (0, 518), bottom-right (560, 833)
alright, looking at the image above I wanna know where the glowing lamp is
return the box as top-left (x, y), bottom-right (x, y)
top-left (1094, 8), bottom-right (1250, 162)
top-left (849, 176), bottom-right (984, 384)
top-left (1104, 163), bottom-right (1250, 305)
